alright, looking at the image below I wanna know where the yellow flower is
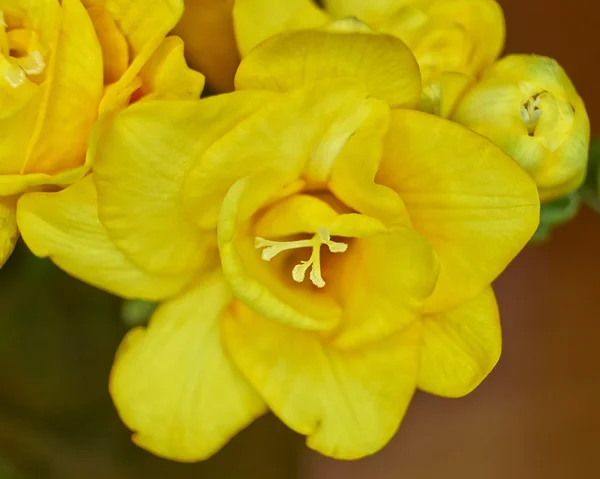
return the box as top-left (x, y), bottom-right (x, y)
top-left (234, 0), bottom-right (505, 115)
top-left (0, 0), bottom-right (204, 266)
top-left (17, 30), bottom-right (538, 460)
top-left (453, 55), bottom-right (590, 203)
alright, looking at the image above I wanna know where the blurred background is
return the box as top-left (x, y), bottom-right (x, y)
top-left (1, 0), bottom-right (599, 477)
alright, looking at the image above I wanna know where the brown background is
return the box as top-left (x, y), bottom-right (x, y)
top-left (0, 0), bottom-right (599, 478)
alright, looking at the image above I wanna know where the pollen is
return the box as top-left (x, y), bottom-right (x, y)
top-left (255, 227), bottom-right (348, 288)
top-left (521, 94), bottom-right (543, 135)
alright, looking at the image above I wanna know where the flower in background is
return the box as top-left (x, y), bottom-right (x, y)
top-left (231, 0), bottom-right (591, 207)
top-left (453, 55), bottom-right (590, 203)
top-left (234, 0), bottom-right (505, 115)
top-left (0, 0), bottom-right (204, 267)
top-left (18, 29), bottom-right (538, 460)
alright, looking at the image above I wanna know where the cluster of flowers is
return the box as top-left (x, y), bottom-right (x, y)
top-left (0, 0), bottom-right (590, 462)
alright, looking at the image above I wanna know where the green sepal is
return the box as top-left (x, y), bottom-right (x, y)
top-left (579, 137), bottom-right (600, 213)
top-left (531, 192), bottom-right (581, 243)
top-left (121, 299), bottom-right (158, 327)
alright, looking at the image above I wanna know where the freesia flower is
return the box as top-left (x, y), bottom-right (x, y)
top-left (0, 0), bottom-right (204, 267)
top-left (18, 30), bottom-right (539, 460)
top-left (233, 0), bottom-right (505, 115)
top-left (453, 55), bottom-right (590, 203)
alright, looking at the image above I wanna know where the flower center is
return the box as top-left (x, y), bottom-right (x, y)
top-left (521, 93), bottom-right (543, 135)
top-left (0, 10), bottom-right (46, 88)
top-left (255, 227), bottom-right (348, 288)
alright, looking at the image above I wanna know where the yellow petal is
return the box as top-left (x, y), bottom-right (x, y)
top-left (326, 224), bottom-right (439, 348)
top-left (233, 0), bottom-right (330, 56)
top-left (0, 158), bottom-right (92, 196)
top-left (325, 0), bottom-right (505, 77)
top-left (425, 0), bottom-right (505, 74)
top-left (419, 71), bottom-right (474, 118)
top-left (17, 176), bottom-right (187, 300)
top-left (222, 302), bottom-right (422, 460)
top-left (0, 88), bottom-right (43, 176)
top-left (171, 0), bottom-right (239, 92)
top-left (87, 5), bottom-right (129, 84)
top-left (94, 0), bottom-right (185, 112)
top-left (92, 92), bottom-right (275, 277)
top-left (254, 194), bottom-right (340, 238)
top-left (0, 54), bottom-right (38, 120)
top-left (0, 196), bottom-right (18, 268)
top-left (327, 96), bottom-right (410, 224)
top-left (235, 29), bottom-right (421, 108)
top-left (111, 272), bottom-right (266, 462)
top-left (377, 109), bottom-right (539, 312)
top-left (83, 0), bottom-right (183, 55)
top-left (183, 80), bottom-right (369, 230)
top-left (22, 0), bottom-right (103, 175)
top-left (322, 0), bottom-right (400, 24)
top-left (418, 286), bottom-right (501, 397)
top-left (136, 36), bottom-right (205, 100)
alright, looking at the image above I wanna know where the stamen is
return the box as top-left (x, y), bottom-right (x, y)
top-left (255, 227), bottom-right (348, 288)
top-left (309, 244), bottom-right (326, 288)
top-left (255, 237), bottom-right (313, 261)
top-left (521, 94), bottom-right (544, 135)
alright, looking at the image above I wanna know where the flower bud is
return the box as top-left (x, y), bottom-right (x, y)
top-left (453, 55), bottom-right (590, 202)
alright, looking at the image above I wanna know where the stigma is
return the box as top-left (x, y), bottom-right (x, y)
top-left (255, 227), bottom-right (348, 288)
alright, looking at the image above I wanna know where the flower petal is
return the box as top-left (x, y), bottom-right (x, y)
top-left (328, 96), bottom-right (410, 224)
top-left (92, 91), bottom-right (275, 277)
top-left (0, 196), bottom-right (18, 268)
top-left (322, 0), bottom-right (399, 24)
top-left (87, 5), bottom-right (130, 84)
top-left (93, 0), bottom-right (185, 111)
top-left (235, 29), bottom-right (421, 108)
top-left (17, 176), bottom-right (187, 300)
top-left (137, 36), bottom-right (205, 100)
top-left (426, 0), bottom-right (505, 74)
top-left (83, 0), bottom-right (183, 55)
top-left (222, 301), bottom-right (421, 460)
top-left (254, 194), bottom-right (340, 238)
top-left (326, 225), bottom-right (439, 348)
top-left (418, 286), bottom-right (501, 397)
top-left (23, 0), bottom-right (104, 174)
top-left (377, 109), bottom-right (539, 312)
top-left (0, 160), bottom-right (92, 196)
top-left (111, 272), bottom-right (266, 462)
top-left (183, 80), bottom-right (369, 230)
top-left (233, 0), bottom-right (329, 56)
